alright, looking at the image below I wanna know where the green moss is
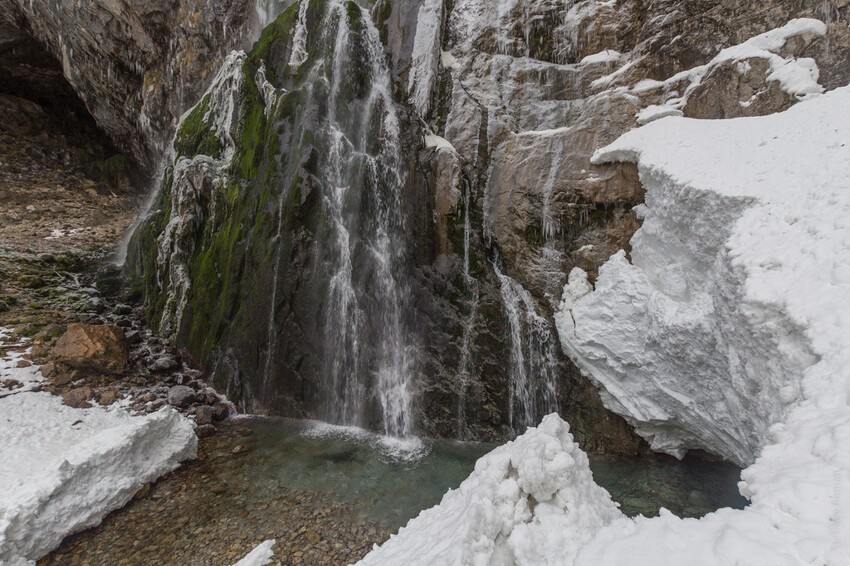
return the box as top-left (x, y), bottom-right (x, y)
top-left (375, 0), bottom-right (392, 45)
top-left (124, 171), bottom-right (174, 331)
top-left (174, 95), bottom-right (222, 158)
top-left (345, 0), bottom-right (362, 26)
top-left (236, 62), bottom-right (268, 180)
top-left (249, 2), bottom-right (301, 86)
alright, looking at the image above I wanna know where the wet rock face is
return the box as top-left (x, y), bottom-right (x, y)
top-left (0, 0), bottom-right (258, 167)
top-left (125, 0), bottom-right (848, 451)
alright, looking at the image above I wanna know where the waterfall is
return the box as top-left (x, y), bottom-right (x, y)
top-left (541, 134), bottom-right (566, 240)
top-left (494, 259), bottom-right (559, 433)
top-left (456, 180), bottom-right (479, 438)
top-left (300, 0), bottom-right (414, 438)
top-left (255, 0), bottom-right (296, 30)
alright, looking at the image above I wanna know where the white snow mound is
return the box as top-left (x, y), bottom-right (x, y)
top-left (358, 414), bottom-right (623, 565)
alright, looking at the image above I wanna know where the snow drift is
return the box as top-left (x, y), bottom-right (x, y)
top-left (360, 85), bottom-right (850, 565)
top-left (0, 332), bottom-right (198, 564)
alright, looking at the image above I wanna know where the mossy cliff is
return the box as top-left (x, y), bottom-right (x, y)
top-left (125, 0), bottom-right (643, 452)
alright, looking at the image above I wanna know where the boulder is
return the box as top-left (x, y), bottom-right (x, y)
top-left (62, 386), bottom-right (92, 408)
top-left (167, 385), bottom-right (196, 408)
top-left (195, 405), bottom-right (214, 425)
top-left (51, 323), bottom-right (129, 375)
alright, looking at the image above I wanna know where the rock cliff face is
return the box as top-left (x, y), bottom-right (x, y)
top-left (1, 0), bottom-right (259, 167)
top-left (13, 0), bottom-right (850, 454)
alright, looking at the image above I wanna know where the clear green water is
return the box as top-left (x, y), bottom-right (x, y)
top-left (239, 418), bottom-right (747, 530)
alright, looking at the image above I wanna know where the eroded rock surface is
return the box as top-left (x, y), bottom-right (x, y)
top-left (1, 0), bottom-right (259, 167)
top-left (51, 323), bottom-right (129, 375)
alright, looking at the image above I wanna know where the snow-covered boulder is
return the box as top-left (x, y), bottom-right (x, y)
top-left (0, 335), bottom-right (197, 565)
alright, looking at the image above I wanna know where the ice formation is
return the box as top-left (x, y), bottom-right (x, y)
top-left (360, 84), bottom-right (850, 566)
top-left (0, 331), bottom-right (198, 564)
top-left (408, 0), bottom-right (444, 116)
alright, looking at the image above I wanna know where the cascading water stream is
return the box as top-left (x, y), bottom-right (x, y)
top-left (493, 256), bottom-right (559, 433)
top-left (456, 180), bottom-right (479, 438)
top-left (291, 0), bottom-right (415, 439)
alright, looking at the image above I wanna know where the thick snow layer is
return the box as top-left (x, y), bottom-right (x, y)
top-left (0, 332), bottom-right (198, 563)
top-left (635, 104), bottom-right (683, 126)
top-left (358, 414), bottom-right (622, 565)
top-left (232, 539), bottom-right (276, 566)
top-left (560, 85), bottom-right (850, 467)
top-left (358, 85), bottom-right (850, 566)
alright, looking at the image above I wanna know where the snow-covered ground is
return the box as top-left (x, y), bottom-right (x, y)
top-left (0, 329), bottom-right (198, 565)
top-left (359, 84), bottom-right (850, 565)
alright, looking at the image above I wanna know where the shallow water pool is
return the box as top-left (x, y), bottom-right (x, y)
top-left (240, 417), bottom-right (747, 528)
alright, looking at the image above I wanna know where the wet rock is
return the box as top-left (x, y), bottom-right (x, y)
top-left (195, 424), bottom-right (217, 438)
top-left (41, 361), bottom-right (76, 386)
top-left (124, 330), bottom-right (142, 344)
top-left (133, 483), bottom-right (151, 500)
top-left (151, 356), bottom-right (179, 372)
top-left (51, 323), bottom-right (129, 375)
top-left (97, 388), bottom-right (121, 406)
top-left (62, 386), bottom-right (92, 408)
top-left (212, 403), bottom-right (230, 422)
top-left (113, 303), bottom-right (133, 316)
top-left (30, 323), bottom-right (66, 360)
top-left (167, 385), bottom-right (196, 408)
top-left (195, 405), bottom-right (214, 425)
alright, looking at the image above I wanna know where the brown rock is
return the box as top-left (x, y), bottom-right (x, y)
top-left (62, 386), bottom-right (93, 408)
top-left (195, 405), bottom-right (214, 425)
top-left (98, 388), bottom-right (121, 406)
top-left (211, 402), bottom-right (230, 421)
top-left (196, 424), bottom-right (217, 438)
top-left (41, 361), bottom-right (76, 386)
top-left (15, 359), bottom-right (31, 368)
top-left (51, 323), bottom-right (129, 375)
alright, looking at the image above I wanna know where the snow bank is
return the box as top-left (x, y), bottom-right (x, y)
top-left (232, 539), bottom-right (276, 566)
top-left (560, 85), bottom-right (850, 467)
top-left (0, 332), bottom-right (198, 564)
top-left (358, 414), bottom-right (623, 565)
top-left (359, 85), bottom-right (850, 566)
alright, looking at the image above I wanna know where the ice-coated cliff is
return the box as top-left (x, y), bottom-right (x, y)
top-left (360, 82), bottom-right (850, 566)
